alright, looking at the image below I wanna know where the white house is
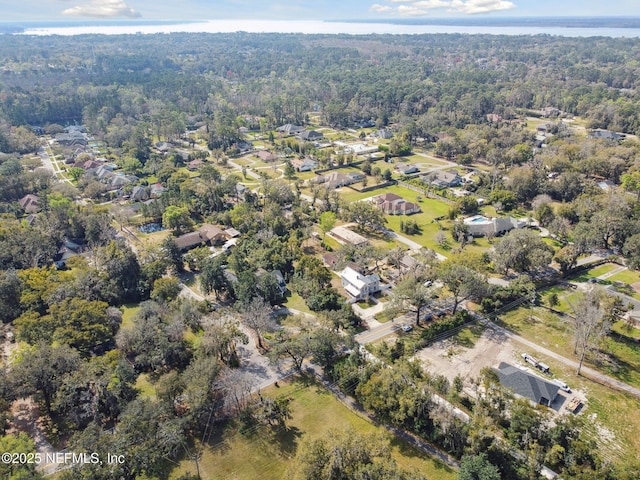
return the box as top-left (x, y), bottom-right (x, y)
top-left (340, 266), bottom-right (381, 301)
top-left (463, 215), bottom-right (526, 237)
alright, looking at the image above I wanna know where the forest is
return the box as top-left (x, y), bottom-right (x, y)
top-left (1, 31), bottom-right (640, 480)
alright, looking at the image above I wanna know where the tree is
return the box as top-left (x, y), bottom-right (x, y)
top-left (318, 211), bottom-right (336, 239)
top-left (53, 352), bottom-right (136, 428)
top-left (623, 233), bottom-right (640, 270)
top-left (198, 314), bottom-right (248, 365)
top-left (11, 343), bottom-right (81, 415)
top-left (293, 428), bottom-right (423, 480)
top-left (568, 287), bottom-right (611, 375)
top-left (0, 269), bottom-right (21, 323)
top-left (309, 328), bottom-right (344, 369)
top-left (240, 297), bottom-right (277, 350)
top-left (284, 160), bottom-right (295, 179)
top-left (200, 255), bottom-right (234, 299)
top-left (161, 236), bottom-right (184, 273)
top-left (162, 205), bottom-right (193, 235)
top-left (458, 453), bottom-right (501, 480)
top-left (341, 201), bottom-right (386, 232)
top-left (491, 229), bottom-right (553, 275)
top-left (151, 277), bottom-right (182, 303)
top-left (389, 272), bottom-right (435, 326)
top-left (97, 241), bottom-right (141, 304)
top-left (554, 245), bottom-right (579, 275)
top-left (438, 262), bottom-right (486, 314)
top-left (621, 171), bottom-right (640, 202)
top-left (0, 433), bottom-right (43, 479)
top-left (268, 330), bottom-right (311, 373)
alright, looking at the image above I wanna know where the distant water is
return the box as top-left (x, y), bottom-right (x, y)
top-left (6, 19), bottom-right (640, 38)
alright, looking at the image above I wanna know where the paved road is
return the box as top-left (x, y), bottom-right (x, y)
top-left (470, 309), bottom-right (640, 400)
top-left (355, 320), bottom-right (404, 344)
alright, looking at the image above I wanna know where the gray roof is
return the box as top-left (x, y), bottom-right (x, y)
top-left (494, 362), bottom-right (559, 406)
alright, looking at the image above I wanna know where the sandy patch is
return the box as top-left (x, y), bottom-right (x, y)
top-left (415, 327), bottom-right (520, 383)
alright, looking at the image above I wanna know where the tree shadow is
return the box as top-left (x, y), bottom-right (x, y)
top-left (270, 425), bottom-right (303, 456)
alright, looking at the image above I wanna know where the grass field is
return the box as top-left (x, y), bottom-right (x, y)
top-left (169, 378), bottom-right (456, 480)
top-left (608, 269), bottom-right (640, 285)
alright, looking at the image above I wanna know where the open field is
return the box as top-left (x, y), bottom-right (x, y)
top-left (169, 378), bottom-right (456, 480)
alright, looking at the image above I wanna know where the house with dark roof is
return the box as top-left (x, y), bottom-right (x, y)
top-left (297, 130), bottom-right (324, 142)
top-left (19, 194), bottom-right (40, 214)
top-left (588, 129), bottom-right (624, 141)
top-left (494, 362), bottom-right (560, 407)
top-left (372, 129), bottom-right (393, 139)
top-left (372, 193), bottom-right (421, 215)
top-left (277, 124), bottom-right (306, 136)
top-left (174, 224), bottom-right (227, 251)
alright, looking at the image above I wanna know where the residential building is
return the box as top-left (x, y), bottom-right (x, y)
top-left (18, 194), bottom-right (40, 214)
top-left (395, 164), bottom-right (419, 175)
top-left (494, 362), bottom-right (560, 407)
top-left (588, 129), bottom-right (624, 141)
top-left (372, 129), bottom-right (393, 139)
top-left (314, 171), bottom-right (355, 189)
top-left (297, 130), bottom-right (324, 142)
top-left (340, 266), bottom-right (381, 301)
top-left (346, 171), bottom-right (365, 182)
top-left (463, 215), bottom-right (525, 237)
top-left (330, 226), bottom-right (368, 246)
top-left (372, 193), bottom-right (421, 215)
top-left (322, 253), bottom-right (339, 270)
top-left (255, 150), bottom-right (278, 163)
top-left (276, 124), bottom-right (306, 135)
top-left (174, 224), bottom-right (227, 251)
top-left (291, 157), bottom-right (318, 172)
top-left (150, 183), bottom-right (167, 198)
top-left (422, 171), bottom-right (462, 188)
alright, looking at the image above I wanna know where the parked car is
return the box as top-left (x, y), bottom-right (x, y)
top-left (553, 379), bottom-right (571, 393)
top-left (401, 324), bottom-right (413, 332)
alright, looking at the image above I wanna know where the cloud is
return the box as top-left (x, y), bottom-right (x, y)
top-left (449, 0), bottom-right (515, 14)
top-left (62, 0), bottom-right (141, 18)
top-left (373, 0), bottom-right (516, 16)
top-left (370, 3), bottom-right (393, 12)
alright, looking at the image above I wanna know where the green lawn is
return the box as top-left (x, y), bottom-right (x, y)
top-left (572, 263), bottom-right (620, 282)
top-left (134, 373), bottom-right (157, 400)
top-left (120, 304), bottom-right (140, 330)
top-left (282, 291), bottom-right (314, 315)
top-left (608, 269), bottom-right (640, 285)
top-left (169, 378), bottom-right (455, 480)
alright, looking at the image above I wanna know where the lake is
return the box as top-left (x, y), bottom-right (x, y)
top-left (10, 19), bottom-right (640, 38)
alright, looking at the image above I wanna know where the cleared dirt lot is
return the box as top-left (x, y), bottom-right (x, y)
top-left (414, 325), bottom-right (583, 413)
top-left (415, 326), bottom-right (520, 383)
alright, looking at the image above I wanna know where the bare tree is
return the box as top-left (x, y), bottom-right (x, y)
top-left (568, 287), bottom-right (611, 375)
top-left (240, 297), bottom-right (278, 350)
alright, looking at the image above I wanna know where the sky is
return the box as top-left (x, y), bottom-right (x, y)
top-left (2, 0), bottom-right (640, 22)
